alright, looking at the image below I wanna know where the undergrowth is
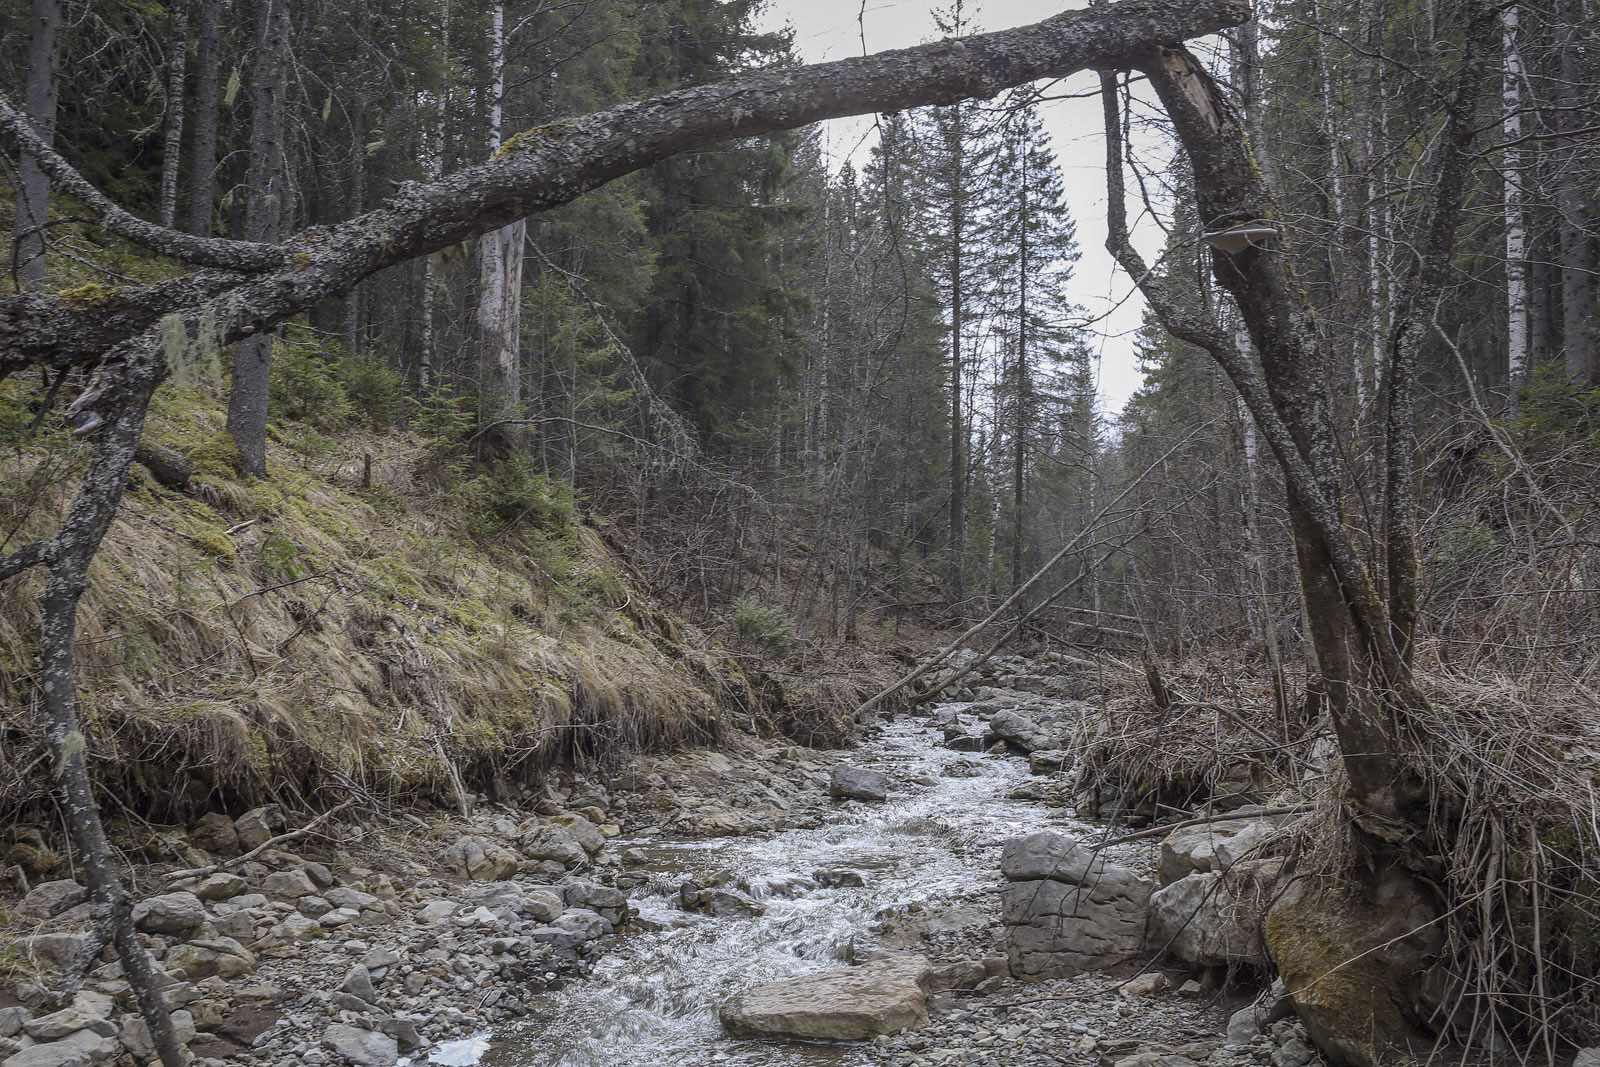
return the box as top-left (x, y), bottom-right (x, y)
top-left (0, 342), bottom-right (870, 826)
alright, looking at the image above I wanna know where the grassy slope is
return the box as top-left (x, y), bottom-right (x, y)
top-left (0, 380), bottom-right (884, 825)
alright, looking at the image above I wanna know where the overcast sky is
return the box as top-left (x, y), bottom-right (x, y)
top-left (755, 0), bottom-right (1169, 418)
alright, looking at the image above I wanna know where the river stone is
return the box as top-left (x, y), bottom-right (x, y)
top-left (1000, 833), bottom-right (1151, 979)
top-left (719, 955), bottom-right (933, 1040)
top-left (132, 890), bottom-right (206, 935)
top-left (233, 806), bottom-right (281, 852)
top-left (190, 812), bottom-right (240, 856)
top-left (564, 881), bottom-right (628, 925)
top-left (262, 868), bottom-right (319, 900)
top-left (22, 993), bottom-right (114, 1041)
top-left (828, 765), bottom-right (889, 802)
top-left (1160, 815), bottom-right (1287, 885)
top-left (1573, 1051), bottom-right (1600, 1067)
top-left (0, 1008), bottom-right (26, 1038)
top-left (547, 815), bottom-right (606, 855)
top-left (14, 881), bottom-right (88, 922)
top-left (522, 826), bottom-right (588, 868)
top-left (1148, 862), bottom-right (1281, 967)
top-left (13, 934), bottom-right (94, 970)
top-left (164, 937), bottom-right (257, 980)
top-left (2, 1028), bottom-right (120, 1067)
top-left (119, 1008), bottom-right (196, 1060)
top-left (323, 1022), bottom-right (398, 1066)
top-left (989, 709), bottom-right (1058, 753)
top-left (444, 836), bottom-right (521, 881)
top-left (193, 871), bottom-right (248, 901)
top-left (523, 889), bottom-right (564, 923)
top-left (1265, 871), bottom-right (1442, 1067)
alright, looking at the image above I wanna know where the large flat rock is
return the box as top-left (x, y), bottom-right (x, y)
top-left (720, 955), bottom-right (933, 1041)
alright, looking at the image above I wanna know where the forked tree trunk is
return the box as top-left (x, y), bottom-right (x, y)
top-left (1101, 0), bottom-right (1495, 858)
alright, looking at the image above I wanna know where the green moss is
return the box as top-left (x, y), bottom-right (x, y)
top-left (189, 431), bottom-right (244, 478)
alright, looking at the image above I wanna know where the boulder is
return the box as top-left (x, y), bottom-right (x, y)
top-left (0, 1008), bottom-right (26, 1039)
top-left (523, 889), bottom-right (564, 923)
top-left (1573, 1051), bottom-right (1600, 1067)
top-left (118, 1008), bottom-right (196, 1060)
top-left (1148, 861), bottom-right (1281, 967)
top-left (1000, 833), bottom-right (1151, 979)
top-left (1159, 815), bottom-right (1287, 885)
top-left (323, 1022), bottom-right (398, 1067)
top-left (1, 1029), bottom-right (119, 1067)
top-left (233, 806), bottom-right (281, 852)
top-left (828, 765), bottom-right (889, 802)
top-left (14, 881), bottom-right (88, 922)
top-left (192, 872), bottom-right (248, 902)
top-left (341, 964), bottom-right (378, 1003)
top-left (564, 882), bottom-right (628, 926)
top-left (720, 955), bottom-right (933, 1041)
top-left (131, 891), bottom-right (205, 935)
top-left (261, 868), bottom-right (319, 900)
top-left (444, 836), bottom-right (521, 881)
top-left (12, 934), bottom-right (94, 970)
top-left (1027, 750), bottom-right (1070, 776)
top-left (164, 937), bottom-right (257, 980)
top-left (1264, 871), bottom-right (1442, 1067)
top-left (989, 709), bottom-right (1059, 753)
top-left (521, 826), bottom-right (588, 868)
top-left (190, 812), bottom-right (240, 856)
top-left (21, 993), bottom-right (114, 1041)
top-left (546, 815), bottom-right (605, 855)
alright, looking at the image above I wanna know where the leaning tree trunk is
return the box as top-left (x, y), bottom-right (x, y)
top-left (12, 0), bottom-right (63, 289)
top-left (1101, 0), bottom-right (1495, 859)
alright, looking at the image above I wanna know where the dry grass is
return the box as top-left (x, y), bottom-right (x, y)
top-left (0, 386), bottom-right (842, 824)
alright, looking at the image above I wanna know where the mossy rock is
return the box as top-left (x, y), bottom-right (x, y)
top-left (1265, 870), bottom-right (1443, 1067)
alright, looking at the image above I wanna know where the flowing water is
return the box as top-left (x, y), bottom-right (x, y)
top-left (432, 710), bottom-right (1088, 1067)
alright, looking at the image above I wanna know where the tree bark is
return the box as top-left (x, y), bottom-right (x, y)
top-left (225, 0), bottom-right (291, 478)
top-left (477, 3), bottom-right (527, 439)
top-left (4, 0), bottom-right (1249, 379)
top-left (159, 0), bottom-right (191, 231)
top-left (185, 0), bottom-right (222, 237)
top-left (11, 0), bottom-right (63, 290)
top-left (1502, 4), bottom-right (1528, 410)
top-left (1101, 0), bottom-right (1496, 854)
top-left (1554, 0), bottom-right (1597, 384)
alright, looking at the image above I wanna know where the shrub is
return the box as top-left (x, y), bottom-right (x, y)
top-left (731, 597), bottom-right (796, 658)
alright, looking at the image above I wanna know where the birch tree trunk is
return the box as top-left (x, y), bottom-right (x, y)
top-left (158, 1), bottom-right (190, 230)
top-left (12, 0), bottom-right (63, 290)
top-left (1502, 4), bottom-right (1529, 410)
top-left (477, 3), bottom-right (527, 436)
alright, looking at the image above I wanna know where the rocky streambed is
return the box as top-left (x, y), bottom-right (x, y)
top-left (1, 654), bottom-right (1326, 1067)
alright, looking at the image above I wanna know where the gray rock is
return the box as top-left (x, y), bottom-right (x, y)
top-left (132, 890), bottom-right (205, 934)
top-left (297, 895), bottom-right (334, 918)
top-left (21, 993), bottom-right (114, 1042)
top-left (1148, 868), bottom-right (1274, 967)
top-left (564, 882), bottom-right (628, 925)
top-left (1, 1028), bottom-right (119, 1067)
top-left (164, 937), bottom-right (256, 980)
top-left (14, 881), bottom-right (88, 922)
top-left (989, 709), bottom-right (1058, 753)
top-left (463, 881), bottom-right (524, 913)
top-left (523, 889), bottom-right (564, 923)
top-left (192, 872), bottom-right (248, 901)
top-left (720, 955), bottom-right (932, 1041)
top-left (190, 812), bottom-right (240, 856)
top-left (521, 826), bottom-right (587, 868)
top-left (1227, 1005), bottom-right (1261, 1045)
top-left (261, 868), bottom-right (319, 900)
top-left (341, 964), bottom-right (378, 1003)
top-left (1573, 1051), bottom-right (1600, 1067)
top-left (0, 1008), bottom-right (27, 1039)
top-left (444, 836), bottom-right (520, 881)
top-left (233, 806), bottom-right (281, 852)
top-left (1159, 815), bottom-right (1286, 885)
top-left (1000, 834), bottom-right (1152, 980)
top-left (322, 1022), bottom-right (398, 1067)
top-left (12, 934), bottom-right (94, 970)
top-left (828, 765), bottom-right (889, 802)
top-left (546, 815), bottom-right (605, 855)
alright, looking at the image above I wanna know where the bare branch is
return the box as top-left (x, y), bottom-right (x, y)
top-left (0, 93), bottom-right (287, 273)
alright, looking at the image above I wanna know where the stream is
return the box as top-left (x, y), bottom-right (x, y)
top-left (439, 709), bottom-right (1087, 1067)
